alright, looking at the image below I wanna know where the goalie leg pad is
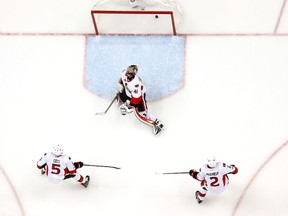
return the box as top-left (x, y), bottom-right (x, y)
top-left (153, 119), bottom-right (164, 135)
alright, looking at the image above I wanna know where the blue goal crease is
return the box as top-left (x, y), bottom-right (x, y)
top-left (85, 35), bottom-right (185, 101)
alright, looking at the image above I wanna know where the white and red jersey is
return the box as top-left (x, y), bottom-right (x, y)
top-left (120, 70), bottom-right (146, 105)
top-left (37, 152), bottom-right (76, 184)
top-left (195, 162), bottom-right (238, 193)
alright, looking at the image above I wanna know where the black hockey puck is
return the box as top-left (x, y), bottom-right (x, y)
top-left (155, 15), bottom-right (158, 19)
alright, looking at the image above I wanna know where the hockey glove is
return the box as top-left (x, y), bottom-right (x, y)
top-left (189, 169), bottom-right (199, 179)
top-left (115, 83), bottom-right (124, 94)
top-left (74, 161), bottom-right (84, 169)
top-left (119, 102), bottom-right (133, 115)
top-left (229, 165), bottom-right (238, 175)
top-left (119, 103), bottom-right (128, 115)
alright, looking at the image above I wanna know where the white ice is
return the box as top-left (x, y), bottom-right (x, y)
top-left (0, 0), bottom-right (288, 216)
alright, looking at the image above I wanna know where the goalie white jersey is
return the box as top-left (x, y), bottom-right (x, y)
top-left (121, 69), bottom-right (146, 104)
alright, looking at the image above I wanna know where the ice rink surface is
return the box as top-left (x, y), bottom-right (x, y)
top-left (1, 0), bottom-right (288, 216)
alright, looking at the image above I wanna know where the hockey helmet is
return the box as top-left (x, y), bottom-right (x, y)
top-left (207, 155), bottom-right (217, 168)
top-left (53, 144), bottom-right (63, 156)
top-left (126, 65), bottom-right (138, 81)
top-left (127, 65), bottom-right (138, 73)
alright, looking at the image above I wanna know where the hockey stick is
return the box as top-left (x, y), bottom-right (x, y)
top-left (155, 172), bottom-right (189, 175)
top-left (83, 164), bottom-right (121, 169)
top-left (95, 95), bottom-right (118, 115)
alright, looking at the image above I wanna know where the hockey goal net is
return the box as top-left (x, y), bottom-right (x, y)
top-left (91, 0), bottom-right (183, 35)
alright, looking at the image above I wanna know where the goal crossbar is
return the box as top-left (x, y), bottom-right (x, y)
top-left (91, 10), bottom-right (177, 35)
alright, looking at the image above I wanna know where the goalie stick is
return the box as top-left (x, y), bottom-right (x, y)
top-left (83, 164), bottom-right (121, 169)
top-left (155, 171), bottom-right (189, 175)
top-left (95, 95), bottom-right (118, 115)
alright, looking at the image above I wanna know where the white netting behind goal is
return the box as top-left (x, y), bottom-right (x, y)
top-left (91, 0), bottom-right (183, 35)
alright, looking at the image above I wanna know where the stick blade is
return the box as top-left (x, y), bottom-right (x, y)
top-left (113, 167), bottom-right (121, 169)
top-left (95, 112), bottom-right (105, 115)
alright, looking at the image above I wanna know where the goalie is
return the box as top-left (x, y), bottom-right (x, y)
top-left (115, 65), bottom-right (164, 135)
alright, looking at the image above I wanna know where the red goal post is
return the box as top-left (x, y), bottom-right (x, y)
top-left (90, 0), bottom-right (183, 36)
top-left (91, 10), bottom-right (177, 35)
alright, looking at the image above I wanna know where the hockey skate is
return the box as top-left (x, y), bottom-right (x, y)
top-left (41, 168), bottom-right (45, 175)
top-left (153, 120), bottom-right (164, 135)
top-left (81, 175), bottom-right (90, 188)
top-left (195, 191), bottom-right (203, 204)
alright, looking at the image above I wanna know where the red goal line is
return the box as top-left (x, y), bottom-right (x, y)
top-left (91, 10), bottom-right (177, 36)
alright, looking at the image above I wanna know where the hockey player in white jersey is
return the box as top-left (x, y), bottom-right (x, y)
top-left (37, 144), bottom-right (90, 188)
top-left (115, 65), bottom-right (164, 135)
top-left (189, 156), bottom-right (238, 203)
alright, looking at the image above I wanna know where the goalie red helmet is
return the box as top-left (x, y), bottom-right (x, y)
top-left (207, 155), bottom-right (217, 168)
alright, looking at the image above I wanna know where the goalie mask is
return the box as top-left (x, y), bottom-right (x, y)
top-left (126, 65), bottom-right (138, 81)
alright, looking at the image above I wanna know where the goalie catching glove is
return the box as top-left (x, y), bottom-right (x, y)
top-left (119, 100), bottom-right (133, 115)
